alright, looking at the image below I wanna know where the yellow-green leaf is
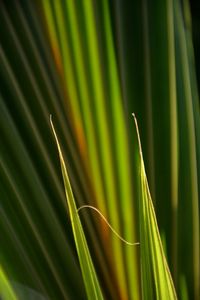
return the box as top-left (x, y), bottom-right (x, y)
top-left (0, 266), bottom-right (17, 300)
top-left (133, 114), bottom-right (177, 300)
top-left (50, 117), bottom-right (104, 300)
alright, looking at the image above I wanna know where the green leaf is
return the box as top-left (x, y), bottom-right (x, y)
top-left (50, 117), bottom-right (104, 300)
top-left (133, 114), bottom-right (177, 300)
top-left (0, 266), bottom-right (17, 300)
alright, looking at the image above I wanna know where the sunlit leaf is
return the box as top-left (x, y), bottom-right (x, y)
top-left (133, 114), bottom-right (177, 300)
top-left (50, 117), bottom-right (104, 300)
top-left (0, 266), bottom-right (17, 300)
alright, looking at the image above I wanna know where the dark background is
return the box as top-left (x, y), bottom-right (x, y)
top-left (190, 0), bottom-right (200, 91)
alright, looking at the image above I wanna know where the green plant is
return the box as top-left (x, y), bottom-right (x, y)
top-left (0, 0), bottom-right (199, 299)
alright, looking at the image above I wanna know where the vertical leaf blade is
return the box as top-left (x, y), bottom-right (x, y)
top-left (133, 114), bottom-right (177, 300)
top-left (50, 117), bottom-right (104, 300)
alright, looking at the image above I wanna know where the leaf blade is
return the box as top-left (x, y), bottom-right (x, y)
top-left (0, 266), bottom-right (18, 300)
top-left (50, 117), bottom-right (104, 300)
top-left (133, 114), bottom-right (177, 300)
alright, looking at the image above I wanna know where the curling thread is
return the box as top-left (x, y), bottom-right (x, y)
top-left (77, 205), bottom-right (139, 246)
